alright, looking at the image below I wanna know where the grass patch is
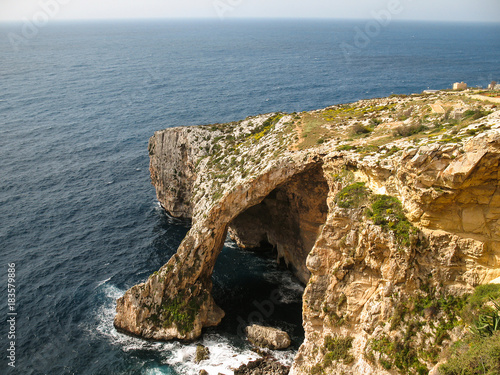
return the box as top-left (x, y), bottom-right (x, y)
top-left (394, 123), bottom-right (428, 137)
top-left (356, 145), bottom-right (379, 154)
top-left (250, 113), bottom-right (283, 141)
top-left (336, 144), bottom-right (357, 151)
top-left (383, 145), bottom-right (401, 158)
top-left (335, 182), bottom-right (369, 208)
top-left (351, 122), bottom-right (373, 136)
top-left (323, 335), bottom-right (354, 365)
top-left (462, 109), bottom-right (492, 121)
top-left (366, 195), bottom-right (417, 247)
top-left (297, 113), bottom-right (334, 150)
top-left (160, 292), bottom-right (203, 335)
top-left (312, 335), bottom-right (354, 373)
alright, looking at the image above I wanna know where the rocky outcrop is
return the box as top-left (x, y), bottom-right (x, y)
top-left (115, 91), bottom-right (500, 373)
top-left (234, 356), bottom-right (290, 375)
top-left (195, 344), bottom-right (210, 363)
top-left (246, 325), bottom-right (291, 350)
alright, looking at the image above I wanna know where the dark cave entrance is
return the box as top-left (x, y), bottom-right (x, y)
top-left (210, 165), bottom-right (329, 347)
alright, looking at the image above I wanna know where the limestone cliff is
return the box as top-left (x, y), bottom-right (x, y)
top-left (115, 91), bottom-right (500, 373)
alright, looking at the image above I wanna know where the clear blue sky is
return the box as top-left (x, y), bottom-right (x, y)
top-left (1, 0), bottom-right (499, 23)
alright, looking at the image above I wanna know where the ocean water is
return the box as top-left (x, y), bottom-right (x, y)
top-left (0, 19), bottom-right (499, 374)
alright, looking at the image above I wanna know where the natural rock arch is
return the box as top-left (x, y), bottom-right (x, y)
top-left (114, 154), bottom-right (330, 341)
top-left (228, 164), bottom-right (329, 284)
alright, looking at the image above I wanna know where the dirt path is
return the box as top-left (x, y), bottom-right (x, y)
top-left (469, 94), bottom-right (500, 104)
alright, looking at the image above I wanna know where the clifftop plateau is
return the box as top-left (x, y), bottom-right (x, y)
top-left (115, 90), bottom-right (500, 374)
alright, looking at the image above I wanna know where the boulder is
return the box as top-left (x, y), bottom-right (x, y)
top-left (195, 344), bottom-right (210, 363)
top-left (245, 325), bottom-right (291, 350)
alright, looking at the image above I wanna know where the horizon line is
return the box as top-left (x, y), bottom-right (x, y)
top-left (0, 16), bottom-right (499, 24)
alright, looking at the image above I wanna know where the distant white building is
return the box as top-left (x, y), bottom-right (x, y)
top-left (489, 81), bottom-right (500, 90)
top-left (453, 82), bottom-right (467, 90)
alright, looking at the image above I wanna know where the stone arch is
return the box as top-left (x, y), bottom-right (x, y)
top-left (227, 163), bottom-right (330, 283)
top-left (115, 159), bottom-right (330, 341)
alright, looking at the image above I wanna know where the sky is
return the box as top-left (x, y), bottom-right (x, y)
top-left (0, 0), bottom-right (499, 23)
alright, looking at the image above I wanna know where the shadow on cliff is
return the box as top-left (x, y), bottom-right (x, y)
top-left (210, 239), bottom-right (305, 348)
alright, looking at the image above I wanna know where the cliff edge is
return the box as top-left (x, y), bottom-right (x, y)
top-left (115, 91), bottom-right (500, 373)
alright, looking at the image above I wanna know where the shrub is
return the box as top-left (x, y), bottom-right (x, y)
top-left (462, 284), bottom-right (500, 323)
top-left (439, 285), bottom-right (500, 374)
top-left (323, 335), bottom-right (354, 365)
top-left (394, 123), bottom-right (428, 137)
top-left (462, 109), bottom-right (492, 121)
top-left (351, 122), bottom-right (372, 135)
top-left (250, 113), bottom-right (283, 141)
top-left (366, 195), bottom-right (417, 247)
top-left (471, 300), bottom-right (500, 337)
top-left (335, 182), bottom-right (369, 209)
top-left (370, 331), bottom-right (427, 374)
top-left (439, 332), bottom-right (500, 375)
top-left (161, 292), bottom-right (201, 334)
top-left (336, 144), bottom-right (357, 151)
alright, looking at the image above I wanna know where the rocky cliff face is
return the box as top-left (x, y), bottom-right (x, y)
top-left (115, 92), bottom-right (500, 373)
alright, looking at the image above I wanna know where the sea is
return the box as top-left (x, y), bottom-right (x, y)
top-left (0, 19), bottom-right (499, 375)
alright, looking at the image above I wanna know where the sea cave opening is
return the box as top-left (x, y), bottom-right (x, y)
top-left (210, 165), bottom-right (329, 351)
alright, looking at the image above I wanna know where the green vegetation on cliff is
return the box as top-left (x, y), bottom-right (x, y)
top-left (335, 182), bottom-right (368, 208)
top-left (335, 182), bottom-right (417, 248)
top-left (367, 195), bottom-right (417, 248)
top-left (148, 290), bottom-right (205, 336)
top-left (311, 335), bottom-right (354, 374)
top-left (439, 332), bottom-right (500, 375)
top-left (439, 284), bottom-right (500, 375)
top-left (366, 284), bottom-right (500, 375)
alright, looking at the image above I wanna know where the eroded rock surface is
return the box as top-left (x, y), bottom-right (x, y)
top-left (246, 324), bottom-right (292, 350)
top-left (115, 91), bottom-right (500, 373)
top-left (234, 356), bottom-right (290, 375)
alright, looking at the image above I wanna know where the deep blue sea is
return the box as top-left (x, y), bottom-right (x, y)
top-left (0, 19), bottom-right (499, 375)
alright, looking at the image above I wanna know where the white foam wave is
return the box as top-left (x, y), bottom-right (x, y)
top-left (166, 334), bottom-right (260, 375)
top-left (95, 277), bottom-right (112, 289)
top-left (269, 348), bottom-right (296, 367)
top-left (92, 284), bottom-right (264, 375)
top-left (143, 369), bottom-right (168, 375)
top-left (223, 238), bottom-right (239, 249)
